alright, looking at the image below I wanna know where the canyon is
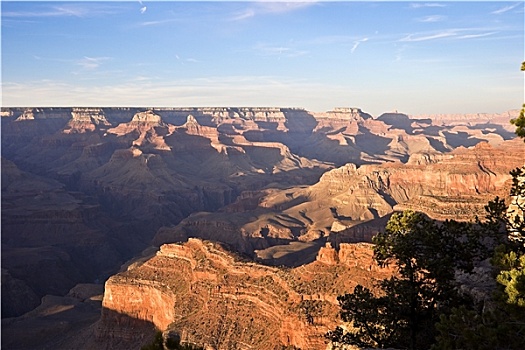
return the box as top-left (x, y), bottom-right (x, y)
top-left (1, 106), bottom-right (523, 349)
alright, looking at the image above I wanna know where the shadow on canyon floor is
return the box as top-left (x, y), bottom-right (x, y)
top-left (2, 299), bottom-right (158, 350)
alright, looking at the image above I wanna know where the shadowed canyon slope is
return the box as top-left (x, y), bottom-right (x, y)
top-left (1, 106), bottom-right (523, 348)
top-left (155, 138), bottom-right (524, 267)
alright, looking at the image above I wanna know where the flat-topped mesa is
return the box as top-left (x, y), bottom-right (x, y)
top-left (409, 109), bottom-right (520, 130)
top-left (314, 107), bottom-right (371, 121)
top-left (70, 108), bottom-right (109, 123)
top-left (200, 107), bottom-right (290, 124)
top-left (131, 110), bottom-right (163, 124)
top-left (332, 107), bottom-right (363, 114)
top-left (14, 108), bottom-right (71, 121)
top-left (1, 109), bottom-right (16, 117)
top-left (238, 107), bottom-right (287, 121)
top-left (63, 108), bottom-right (111, 133)
top-left (106, 110), bottom-right (166, 136)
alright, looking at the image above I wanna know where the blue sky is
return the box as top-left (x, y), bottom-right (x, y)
top-left (1, 1), bottom-right (523, 116)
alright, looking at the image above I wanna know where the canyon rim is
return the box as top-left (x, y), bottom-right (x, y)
top-left (1, 106), bottom-right (524, 349)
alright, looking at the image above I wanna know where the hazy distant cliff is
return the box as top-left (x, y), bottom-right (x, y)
top-left (1, 106), bottom-right (523, 348)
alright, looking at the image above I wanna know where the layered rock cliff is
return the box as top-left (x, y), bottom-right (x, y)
top-left (154, 138), bottom-right (524, 261)
top-left (1, 105), bottom-right (522, 334)
top-left (98, 238), bottom-right (394, 350)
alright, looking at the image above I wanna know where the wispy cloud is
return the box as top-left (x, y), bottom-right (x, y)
top-left (138, 19), bottom-right (178, 27)
top-left (1, 75), bottom-right (350, 111)
top-left (229, 2), bottom-right (316, 21)
top-left (174, 55), bottom-right (199, 64)
top-left (255, 2), bottom-right (317, 14)
top-left (417, 15), bottom-right (446, 23)
top-left (400, 31), bottom-right (456, 42)
top-left (231, 9), bottom-right (255, 21)
top-left (351, 38), bottom-right (369, 54)
top-left (253, 43), bottom-right (309, 59)
top-left (410, 3), bottom-right (446, 9)
top-left (400, 28), bottom-right (504, 42)
top-left (76, 56), bottom-right (111, 70)
top-left (457, 32), bottom-right (497, 40)
top-left (138, 0), bottom-right (147, 14)
top-left (26, 54), bottom-right (112, 71)
top-left (492, 3), bottom-right (521, 15)
top-left (2, 4), bottom-right (121, 18)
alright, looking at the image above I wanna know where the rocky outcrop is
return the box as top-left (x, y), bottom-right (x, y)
top-left (310, 139), bottom-right (523, 221)
top-left (155, 139), bottom-right (524, 257)
top-left (1, 106), bottom-right (522, 347)
top-left (98, 238), bottom-right (393, 350)
top-left (62, 108), bottom-right (111, 134)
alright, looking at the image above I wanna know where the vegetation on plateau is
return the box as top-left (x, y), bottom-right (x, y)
top-left (327, 62), bottom-right (525, 350)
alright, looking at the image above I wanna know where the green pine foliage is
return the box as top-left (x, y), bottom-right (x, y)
top-left (328, 168), bottom-right (524, 349)
top-left (511, 104), bottom-right (525, 140)
top-left (329, 62), bottom-right (525, 350)
top-left (327, 211), bottom-right (497, 350)
top-left (495, 249), bottom-right (525, 307)
top-left (433, 306), bottom-right (525, 350)
top-left (431, 170), bottom-right (525, 348)
top-left (511, 62), bottom-right (525, 140)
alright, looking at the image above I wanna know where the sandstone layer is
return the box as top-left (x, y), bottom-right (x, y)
top-left (154, 138), bottom-right (524, 262)
top-left (97, 238), bottom-right (394, 350)
top-left (1, 106), bottom-right (522, 347)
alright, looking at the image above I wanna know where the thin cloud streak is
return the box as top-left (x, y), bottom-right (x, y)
top-left (2, 4), bottom-right (121, 18)
top-left (400, 32), bottom-right (456, 42)
top-left (229, 2), bottom-right (316, 21)
top-left (399, 28), bottom-right (502, 42)
top-left (351, 38), bottom-right (369, 54)
top-left (231, 9), bottom-right (255, 21)
top-left (457, 32), bottom-right (497, 39)
top-left (410, 3), bottom-right (446, 9)
top-left (253, 43), bottom-right (308, 58)
top-left (138, 19), bottom-right (178, 27)
top-left (76, 56), bottom-right (111, 70)
top-left (492, 3), bottom-right (521, 15)
top-left (417, 15), bottom-right (446, 23)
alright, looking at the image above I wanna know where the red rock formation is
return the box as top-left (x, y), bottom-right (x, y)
top-left (63, 108), bottom-right (111, 134)
top-left (1, 106), bottom-right (522, 341)
top-left (98, 238), bottom-right (394, 350)
top-left (155, 139), bottom-right (524, 259)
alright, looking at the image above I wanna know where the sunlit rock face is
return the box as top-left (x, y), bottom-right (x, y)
top-left (98, 238), bottom-right (394, 350)
top-left (63, 108), bottom-right (111, 134)
top-left (0, 106), bottom-right (523, 348)
top-left (155, 138), bottom-right (523, 261)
